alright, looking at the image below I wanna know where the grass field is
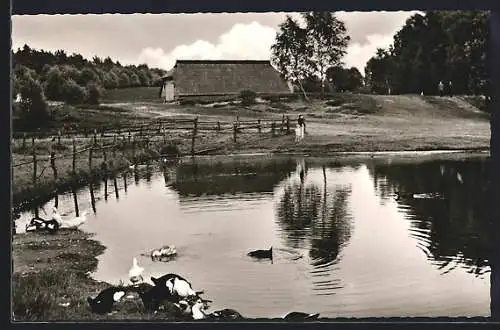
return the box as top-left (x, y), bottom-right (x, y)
top-left (11, 88), bottom-right (491, 321)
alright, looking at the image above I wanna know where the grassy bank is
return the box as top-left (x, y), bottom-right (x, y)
top-left (12, 229), bottom-right (185, 321)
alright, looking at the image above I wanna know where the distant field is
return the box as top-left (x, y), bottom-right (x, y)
top-left (101, 87), bottom-right (163, 103)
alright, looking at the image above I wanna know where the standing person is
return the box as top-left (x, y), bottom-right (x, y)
top-left (438, 81), bottom-right (444, 97)
top-left (448, 81), bottom-right (453, 97)
top-left (297, 114), bottom-right (306, 141)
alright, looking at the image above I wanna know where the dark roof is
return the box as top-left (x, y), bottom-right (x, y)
top-left (162, 60), bottom-right (291, 96)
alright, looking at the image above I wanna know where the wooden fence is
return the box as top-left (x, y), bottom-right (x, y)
top-left (12, 116), bottom-right (296, 196)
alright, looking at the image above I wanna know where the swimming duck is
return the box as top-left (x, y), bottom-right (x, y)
top-left (190, 298), bottom-right (243, 320)
top-left (283, 311), bottom-right (320, 321)
top-left (159, 245), bottom-right (177, 257)
top-left (87, 286), bottom-right (127, 314)
top-left (247, 247), bottom-right (273, 260)
top-left (25, 216), bottom-right (60, 234)
top-left (129, 257), bottom-right (145, 284)
top-left (59, 211), bottom-right (89, 229)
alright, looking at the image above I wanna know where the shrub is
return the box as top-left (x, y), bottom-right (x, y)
top-left (17, 77), bottom-right (50, 130)
top-left (62, 79), bottom-right (87, 105)
top-left (160, 143), bottom-right (180, 157)
top-left (239, 89), bottom-right (257, 106)
top-left (85, 82), bottom-right (102, 105)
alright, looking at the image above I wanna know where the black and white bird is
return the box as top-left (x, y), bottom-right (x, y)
top-left (283, 312), bottom-right (320, 321)
top-left (87, 286), bottom-right (127, 314)
top-left (151, 274), bottom-right (202, 299)
top-left (190, 298), bottom-right (244, 320)
top-left (131, 282), bottom-right (169, 312)
top-left (247, 247), bottom-right (273, 260)
top-left (25, 216), bottom-right (60, 234)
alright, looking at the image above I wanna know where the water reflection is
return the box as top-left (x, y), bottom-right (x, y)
top-left (170, 157), bottom-right (297, 197)
top-left (369, 158), bottom-right (491, 278)
top-left (13, 154), bottom-right (490, 317)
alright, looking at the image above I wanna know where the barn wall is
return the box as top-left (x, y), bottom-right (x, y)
top-left (163, 81), bottom-right (175, 101)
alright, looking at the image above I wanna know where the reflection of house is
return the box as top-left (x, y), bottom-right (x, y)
top-left (159, 60), bottom-right (293, 102)
top-left (170, 159), bottom-right (296, 196)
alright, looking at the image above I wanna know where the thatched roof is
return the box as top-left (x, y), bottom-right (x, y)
top-left (162, 60), bottom-right (291, 96)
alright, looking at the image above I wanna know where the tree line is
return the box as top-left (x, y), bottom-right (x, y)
top-left (270, 11), bottom-right (489, 98)
top-left (11, 44), bottom-right (166, 130)
top-left (364, 11), bottom-right (488, 96)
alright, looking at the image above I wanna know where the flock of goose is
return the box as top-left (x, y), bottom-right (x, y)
top-left (24, 207), bottom-right (88, 234)
top-left (87, 250), bottom-right (319, 321)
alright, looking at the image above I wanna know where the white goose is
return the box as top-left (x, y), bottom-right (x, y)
top-left (58, 210), bottom-right (89, 229)
top-left (128, 257), bottom-right (144, 284)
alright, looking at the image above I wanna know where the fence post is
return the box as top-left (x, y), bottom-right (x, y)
top-left (191, 117), bottom-right (198, 156)
top-left (217, 121), bottom-right (221, 132)
top-left (102, 143), bottom-right (108, 171)
top-left (286, 116), bottom-right (290, 134)
top-left (89, 145), bottom-right (93, 172)
top-left (72, 137), bottom-right (76, 174)
top-left (271, 122), bottom-right (276, 137)
top-left (163, 128), bottom-right (167, 144)
top-left (258, 119), bottom-right (262, 134)
top-left (113, 135), bottom-right (117, 158)
top-left (57, 129), bottom-right (62, 146)
top-left (236, 116), bottom-right (240, 128)
top-left (128, 130), bottom-right (131, 143)
top-left (50, 150), bottom-right (58, 182)
top-left (22, 132), bottom-right (26, 149)
top-left (32, 137), bottom-right (37, 187)
top-left (93, 129), bottom-right (97, 145)
top-left (281, 114), bottom-right (285, 132)
top-left (233, 122), bottom-right (238, 143)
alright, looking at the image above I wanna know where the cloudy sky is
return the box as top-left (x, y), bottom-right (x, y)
top-left (12, 12), bottom-right (419, 74)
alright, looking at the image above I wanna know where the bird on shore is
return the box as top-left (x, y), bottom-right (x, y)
top-left (130, 282), bottom-right (168, 311)
top-left (60, 211), bottom-right (89, 229)
top-left (151, 274), bottom-right (202, 299)
top-left (283, 311), bottom-right (320, 321)
top-left (129, 257), bottom-right (145, 284)
top-left (87, 286), bottom-right (127, 314)
top-left (190, 298), bottom-right (243, 320)
top-left (25, 216), bottom-right (60, 234)
top-left (248, 247), bottom-right (273, 260)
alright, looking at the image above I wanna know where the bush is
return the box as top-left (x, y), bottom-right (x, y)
top-left (160, 143), bottom-right (180, 157)
top-left (239, 89), bottom-right (257, 106)
top-left (17, 77), bottom-right (50, 130)
top-left (85, 82), bottom-right (102, 105)
top-left (62, 79), bottom-right (87, 105)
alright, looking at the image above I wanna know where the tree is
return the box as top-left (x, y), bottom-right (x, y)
top-left (62, 79), bottom-right (87, 105)
top-left (17, 76), bottom-right (50, 130)
top-left (271, 12), bottom-right (350, 98)
top-left (302, 12), bottom-right (350, 94)
top-left (85, 82), bottom-right (102, 105)
top-left (326, 66), bottom-right (364, 92)
top-left (271, 15), bottom-right (311, 99)
top-left (43, 66), bottom-right (67, 101)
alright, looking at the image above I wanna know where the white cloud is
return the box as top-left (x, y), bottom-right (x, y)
top-left (136, 14), bottom-right (408, 73)
top-left (137, 21), bottom-right (277, 70)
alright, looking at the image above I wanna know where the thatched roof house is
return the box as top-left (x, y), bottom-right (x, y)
top-left (159, 60), bottom-right (293, 102)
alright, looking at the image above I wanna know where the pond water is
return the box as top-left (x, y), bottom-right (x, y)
top-left (15, 152), bottom-right (491, 318)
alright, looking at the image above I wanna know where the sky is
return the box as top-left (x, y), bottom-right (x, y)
top-left (11, 12), bottom-right (419, 74)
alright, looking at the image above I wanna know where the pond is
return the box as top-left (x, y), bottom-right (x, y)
top-left (15, 152), bottom-right (491, 318)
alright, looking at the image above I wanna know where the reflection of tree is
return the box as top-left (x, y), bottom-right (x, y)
top-left (309, 187), bottom-right (352, 267)
top-left (275, 166), bottom-right (353, 267)
top-left (371, 158), bottom-right (491, 276)
top-left (171, 158), bottom-right (297, 196)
